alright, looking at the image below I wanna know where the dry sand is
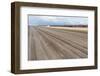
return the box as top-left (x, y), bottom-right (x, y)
top-left (49, 27), bottom-right (88, 32)
top-left (28, 26), bottom-right (88, 60)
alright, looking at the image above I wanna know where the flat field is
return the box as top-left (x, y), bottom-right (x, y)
top-left (28, 26), bottom-right (88, 60)
top-left (49, 26), bottom-right (88, 32)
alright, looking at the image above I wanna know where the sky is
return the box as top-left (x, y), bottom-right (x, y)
top-left (28, 15), bottom-right (88, 26)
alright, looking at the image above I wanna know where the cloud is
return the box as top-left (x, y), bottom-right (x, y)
top-left (28, 15), bottom-right (88, 26)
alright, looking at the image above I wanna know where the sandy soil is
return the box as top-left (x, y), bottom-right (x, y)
top-left (28, 26), bottom-right (88, 60)
top-left (48, 27), bottom-right (88, 32)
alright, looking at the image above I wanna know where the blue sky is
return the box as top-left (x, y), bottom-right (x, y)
top-left (28, 15), bottom-right (88, 26)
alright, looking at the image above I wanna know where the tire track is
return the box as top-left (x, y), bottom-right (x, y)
top-left (28, 26), bottom-right (88, 60)
top-left (48, 27), bottom-right (87, 40)
top-left (37, 27), bottom-right (87, 58)
top-left (38, 27), bottom-right (87, 54)
top-left (40, 27), bottom-right (87, 48)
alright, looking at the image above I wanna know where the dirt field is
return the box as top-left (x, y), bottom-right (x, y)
top-left (28, 26), bottom-right (88, 60)
top-left (49, 26), bottom-right (88, 32)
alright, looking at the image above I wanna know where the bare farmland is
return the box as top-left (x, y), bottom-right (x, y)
top-left (28, 26), bottom-right (88, 60)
